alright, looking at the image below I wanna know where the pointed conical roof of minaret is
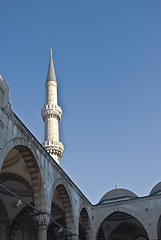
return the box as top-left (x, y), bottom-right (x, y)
top-left (46, 49), bottom-right (56, 82)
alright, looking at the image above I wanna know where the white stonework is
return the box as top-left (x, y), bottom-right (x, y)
top-left (0, 53), bottom-right (161, 240)
top-left (41, 49), bottom-right (64, 165)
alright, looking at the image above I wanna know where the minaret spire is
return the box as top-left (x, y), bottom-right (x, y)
top-left (47, 48), bottom-right (56, 82)
top-left (41, 49), bottom-right (64, 165)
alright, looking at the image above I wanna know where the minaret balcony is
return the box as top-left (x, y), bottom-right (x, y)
top-left (41, 104), bottom-right (62, 121)
top-left (44, 140), bottom-right (64, 158)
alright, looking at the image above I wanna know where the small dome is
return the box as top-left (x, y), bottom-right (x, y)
top-left (100, 188), bottom-right (137, 203)
top-left (150, 182), bottom-right (161, 195)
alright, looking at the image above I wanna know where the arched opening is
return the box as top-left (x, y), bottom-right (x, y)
top-left (96, 211), bottom-right (149, 240)
top-left (79, 208), bottom-right (91, 240)
top-left (14, 229), bottom-right (23, 240)
top-left (0, 145), bottom-right (42, 239)
top-left (47, 203), bottom-right (66, 239)
top-left (47, 183), bottom-right (74, 239)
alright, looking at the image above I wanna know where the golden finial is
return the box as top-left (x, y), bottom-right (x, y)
top-left (115, 181), bottom-right (118, 189)
top-left (50, 48), bottom-right (52, 56)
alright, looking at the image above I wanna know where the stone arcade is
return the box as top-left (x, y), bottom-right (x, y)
top-left (0, 51), bottom-right (161, 240)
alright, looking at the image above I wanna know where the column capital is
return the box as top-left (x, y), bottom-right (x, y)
top-left (36, 213), bottom-right (50, 227)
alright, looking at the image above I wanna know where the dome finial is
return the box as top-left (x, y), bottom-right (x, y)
top-left (115, 181), bottom-right (118, 189)
top-left (50, 48), bottom-right (52, 56)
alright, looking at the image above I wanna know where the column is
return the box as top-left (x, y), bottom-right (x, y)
top-left (38, 223), bottom-right (48, 240)
top-left (37, 214), bottom-right (50, 240)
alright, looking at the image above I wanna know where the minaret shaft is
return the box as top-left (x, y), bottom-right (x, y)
top-left (45, 118), bottom-right (59, 142)
top-left (46, 81), bottom-right (58, 105)
top-left (41, 50), bottom-right (64, 165)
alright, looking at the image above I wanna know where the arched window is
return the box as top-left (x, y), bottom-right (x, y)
top-left (14, 229), bottom-right (23, 240)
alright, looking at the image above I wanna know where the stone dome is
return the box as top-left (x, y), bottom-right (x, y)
top-left (100, 188), bottom-right (138, 203)
top-left (150, 182), bottom-right (161, 195)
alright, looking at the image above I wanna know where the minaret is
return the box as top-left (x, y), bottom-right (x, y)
top-left (41, 49), bottom-right (64, 165)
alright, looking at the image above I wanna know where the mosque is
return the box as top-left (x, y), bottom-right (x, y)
top-left (0, 50), bottom-right (161, 240)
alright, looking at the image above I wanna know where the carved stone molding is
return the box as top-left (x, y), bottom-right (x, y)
top-left (45, 143), bottom-right (64, 158)
top-left (41, 105), bottom-right (62, 122)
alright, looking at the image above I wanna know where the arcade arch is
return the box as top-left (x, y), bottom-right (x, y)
top-left (47, 182), bottom-right (74, 239)
top-left (1, 142), bottom-right (43, 206)
top-left (0, 143), bottom-right (44, 239)
top-left (79, 207), bottom-right (91, 240)
top-left (96, 211), bottom-right (149, 240)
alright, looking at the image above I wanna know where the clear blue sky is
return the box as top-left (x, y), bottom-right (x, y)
top-left (1, 0), bottom-right (161, 204)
